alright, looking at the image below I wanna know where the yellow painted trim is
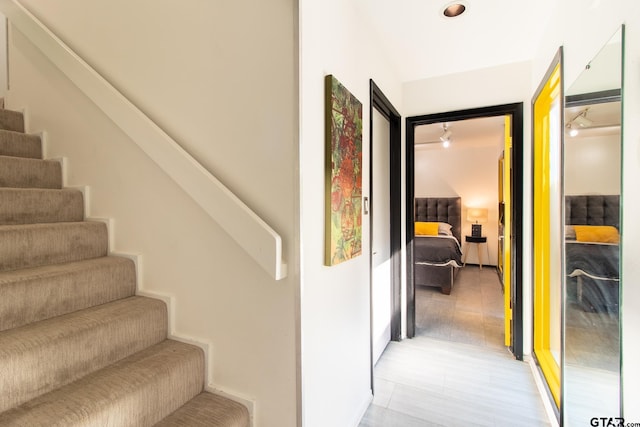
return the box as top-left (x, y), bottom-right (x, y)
top-left (532, 62), bottom-right (561, 407)
top-left (503, 115), bottom-right (512, 347)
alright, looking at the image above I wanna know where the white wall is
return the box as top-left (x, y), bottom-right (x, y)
top-left (299, 0), bottom-right (402, 425)
top-left (531, 0), bottom-right (640, 418)
top-left (5, 1), bottom-right (299, 426)
top-left (403, 61), bottom-right (534, 355)
top-left (564, 133), bottom-right (621, 195)
top-left (415, 144), bottom-right (500, 266)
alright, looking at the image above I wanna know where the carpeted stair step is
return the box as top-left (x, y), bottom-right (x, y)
top-left (0, 256), bottom-right (136, 332)
top-left (0, 296), bottom-right (168, 412)
top-left (0, 155), bottom-right (61, 189)
top-left (0, 109), bottom-right (25, 133)
top-left (0, 188), bottom-right (84, 225)
top-left (0, 130), bottom-right (42, 159)
top-left (0, 339), bottom-right (204, 426)
top-left (154, 392), bottom-right (250, 427)
top-left (0, 221), bottom-right (108, 272)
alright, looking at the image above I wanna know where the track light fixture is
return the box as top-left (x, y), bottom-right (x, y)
top-left (566, 108), bottom-right (593, 137)
top-left (440, 124), bottom-right (452, 147)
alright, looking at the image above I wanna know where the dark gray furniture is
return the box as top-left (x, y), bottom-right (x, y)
top-left (414, 197), bottom-right (462, 295)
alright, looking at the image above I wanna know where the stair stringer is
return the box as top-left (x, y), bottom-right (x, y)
top-left (23, 117), bottom-right (256, 426)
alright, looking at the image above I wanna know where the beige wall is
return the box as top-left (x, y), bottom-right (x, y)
top-left (6, 1), bottom-right (299, 426)
top-left (565, 133), bottom-right (621, 196)
top-left (414, 144), bottom-right (500, 266)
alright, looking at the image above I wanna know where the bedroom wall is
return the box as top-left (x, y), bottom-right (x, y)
top-left (414, 143), bottom-right (500, 266)
top-left (532, 0), bottom-right (640, 417)
top-left (564, 133), bottom-right (621, 196)
top-left (299, 0), bottom-right (402, 425)
top-left (5, 1), bottom-right (299, 426)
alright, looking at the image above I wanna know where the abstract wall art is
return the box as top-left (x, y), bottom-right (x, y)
top-left (324, 75), bottom-right (363, 266)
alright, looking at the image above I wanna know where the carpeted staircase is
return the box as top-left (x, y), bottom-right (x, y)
top-left (0, 107), bottom-right (250, 426)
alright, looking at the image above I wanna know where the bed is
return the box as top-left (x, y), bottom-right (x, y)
top-left (565, 195), bottom-right (620, 312)
top-left (414, 197), bottom-right (463, 295)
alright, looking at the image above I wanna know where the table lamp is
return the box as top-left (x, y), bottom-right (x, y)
top-left (467, 208), bottom-right (488, 237)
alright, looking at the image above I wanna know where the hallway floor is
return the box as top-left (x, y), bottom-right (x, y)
top-left (359, 266), bottom-right (552, 427)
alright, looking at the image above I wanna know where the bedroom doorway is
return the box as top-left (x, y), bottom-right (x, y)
top-left (368, 81), bottom-right (402, 377)
top-left (406, 103), bottom-right (524, 359)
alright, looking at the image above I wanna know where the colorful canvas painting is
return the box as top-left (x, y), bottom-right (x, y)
top-left (325, 75), bottom-right (363, 266)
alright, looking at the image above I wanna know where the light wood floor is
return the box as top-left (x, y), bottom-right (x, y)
top-left (359, 265), bottom-right (552, 427)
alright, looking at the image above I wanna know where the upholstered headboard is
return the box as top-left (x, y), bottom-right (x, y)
top-left (414, 197), bottom-right (462, 243)
top-left (565, 195), bottom-right (620, 229)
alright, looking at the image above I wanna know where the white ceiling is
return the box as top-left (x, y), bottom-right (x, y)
top-left (353, 0), bottom-right (556, 82)
top-left (414, 116), bottom-right (505, 150)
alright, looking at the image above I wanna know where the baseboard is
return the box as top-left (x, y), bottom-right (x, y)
top-left (525, 356), bottom-right (560, 427)
top-left (353, 392), bottom-right (373, 427)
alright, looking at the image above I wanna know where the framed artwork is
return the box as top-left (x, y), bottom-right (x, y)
top-left (324, 74), bottom-right (363, 266)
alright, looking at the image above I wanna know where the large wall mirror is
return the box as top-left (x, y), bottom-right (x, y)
top-left (563, 27), bottom-right (623, 425)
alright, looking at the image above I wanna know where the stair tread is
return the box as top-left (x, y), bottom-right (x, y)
top-left (0, 109), bottom-right (25, 133)
top-left (0, 155), bottom-right (61, 189)
top-left (0, 340), bottom-right (204, 426)
top-left (0, 187), bottom-right (84, 225)
top-left (0, 130), bottom-right (42, 159)
top-left (154, 392), bottom-right (250, 427)
top-left (0, 296), bottom-right (168, 412)
top-left (0, 256), bottom-right (136, 331)
top-left (0, 221), bottom-right (108, 272)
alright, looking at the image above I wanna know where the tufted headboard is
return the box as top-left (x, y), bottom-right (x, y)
top-left (565, 195), bottom-right (620, 229)
top-left (414, 197), bottom-right (462, 243)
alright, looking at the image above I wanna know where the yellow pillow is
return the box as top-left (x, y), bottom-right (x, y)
top-left (415, 222), bottom-right (439, 236)
top-left (573, 225), bottom-right (619, 244)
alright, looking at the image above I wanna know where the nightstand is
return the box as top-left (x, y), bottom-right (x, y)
top-left (462, 235), bottom-right (489, 270)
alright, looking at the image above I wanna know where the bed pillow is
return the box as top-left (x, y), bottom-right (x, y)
top-left (573, 225), bottom-right (619, 244)
top-left (438, 222), bottom-right (453, 236)
top-left (415, 222), bottom-right (439, 236)
top-left (565, 225), bottom-right (576, 241)
top-left (415, 222), bottom-right (452, 236)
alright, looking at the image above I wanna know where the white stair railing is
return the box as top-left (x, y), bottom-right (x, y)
top-left (0, 0), bottom-right (287, 280)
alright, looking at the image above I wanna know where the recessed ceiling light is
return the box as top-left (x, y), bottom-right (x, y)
top-left (443, 2), bottom-right (467, 18)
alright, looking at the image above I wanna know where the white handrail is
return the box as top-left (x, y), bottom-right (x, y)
top-left (0, 0), bottom-right (287, 280)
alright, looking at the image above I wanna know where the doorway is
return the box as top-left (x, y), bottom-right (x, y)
top-left (368, 80), bottom-right (401, 380)
top-left (406, 103), bottom-right (524, 359)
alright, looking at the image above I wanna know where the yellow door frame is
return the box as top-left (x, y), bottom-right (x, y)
top-left (503, 115), bottom-right (512, 347)
top-left (532, 51), bottom-right (563, 407)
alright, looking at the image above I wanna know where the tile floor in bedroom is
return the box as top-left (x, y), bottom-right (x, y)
top-left (359, 265), bottom-right (552, 427)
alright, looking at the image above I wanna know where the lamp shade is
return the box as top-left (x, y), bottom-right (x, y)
top-left (467, 208), bottom-right (488, 223)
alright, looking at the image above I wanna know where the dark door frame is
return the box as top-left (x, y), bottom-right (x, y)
top-left (405, 103), bottom-right (524, 360)
top-left (369, 80), bottom-right (402, 344)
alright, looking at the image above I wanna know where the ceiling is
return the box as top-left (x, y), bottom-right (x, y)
top-left (414, 116), bottom-right (505, 150)
top-left (352, 0), bottom-right (556, 82)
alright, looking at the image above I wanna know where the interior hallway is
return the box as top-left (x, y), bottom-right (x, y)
top-left (360, 266), bottom-right (552, 426)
